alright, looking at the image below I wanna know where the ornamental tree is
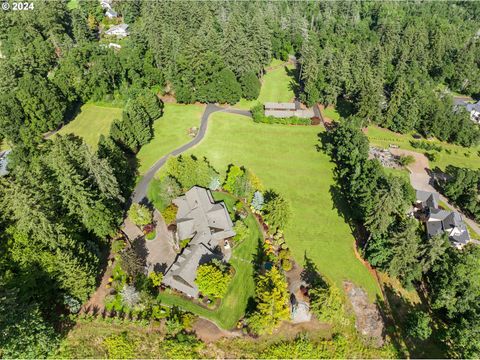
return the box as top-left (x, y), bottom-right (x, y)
top-left (128, 203), bottom-right (152, 227)
top-left (195, 262), bottom-right (231, 299)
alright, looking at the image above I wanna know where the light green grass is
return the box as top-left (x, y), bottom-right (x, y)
top-left (136, 104), bottom-right (204, 174)
top-left (234, 62), bottom-right (296, 110)
top-left (322, 106), bottom-right (341, 121)
top-left (366, 125), bottom-right (480, 171)
top-left (384, 167), bottom-right (411, 184)
top-left (157, 192), bottom-right (262, 329)
top-left (67, 0), bottom-right (79, 10)
top-left (56, 104), bottom-right (122, 151)
top-left (174, 112), bottom-right (380, 299)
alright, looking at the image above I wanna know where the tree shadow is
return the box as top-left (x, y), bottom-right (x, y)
top-left (285, 66), bottom-right (301, 100)
top-left (378, 283), bottom-right (448, 359)
top-left (153, 262), bottom-right (168, 274)
top-left (301, 254), bottom-right (328, 289)
top-left (336, 97), bottom-right (355, 118)
top-left (132, 236), bottom-right (149, 266)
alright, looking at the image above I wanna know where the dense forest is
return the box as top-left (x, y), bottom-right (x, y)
top-left (299, 2), bottom-right (480, 145)
top-left (0, 0), bottom-right (479, 357)
top-left (324, 122), bottom-right (480, 358)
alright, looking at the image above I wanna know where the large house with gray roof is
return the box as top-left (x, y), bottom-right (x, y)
top-left (415, 190), bottom-right (470, 248)
top-left (163, 186), bottom-right (235, 298)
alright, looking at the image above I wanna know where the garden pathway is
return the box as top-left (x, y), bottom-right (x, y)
top-left (144, 210), bottom-right (177, 274)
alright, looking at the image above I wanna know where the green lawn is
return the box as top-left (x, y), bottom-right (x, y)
top-left (173, 112), bottom-right (380, 299)
top-left (157, 192), bottom-right (262, 329)
top-left (366, 125), bottom-right (480, 171)
top-left (322, 106), bottom-right (341, 121)
top-left (234, 62), bottom-right (296, 110)
top-left (67, 0), bottom-right (79, 10)
top-left (136, 104), bottom-right (204, 174)
top-left (56, 104), bottom-right (122, 151)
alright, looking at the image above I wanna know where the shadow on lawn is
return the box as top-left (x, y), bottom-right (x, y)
top-left (376, 284), bottom-right (447, 359)
top-left (285, 66), bottom-right (301, 99)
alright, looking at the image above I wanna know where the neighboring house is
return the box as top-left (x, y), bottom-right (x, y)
top-left (415, 190), bottom-right (439, 210)
top-left (454, 99), bottom-right (480, 124)
top-left (163, 186), bottom-right (236, 298)
top-left (0, 150), bottom-right (11, 177)
top-left (415, 190), bottom-right (470, 248)
top-left (105, 8), bottom-right (118, 19)
top-left (264, 102), bottom-right (314, 118)
top-left (105, 24), bottom-right (129, 38)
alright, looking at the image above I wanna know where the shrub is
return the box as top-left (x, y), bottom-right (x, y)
top-left (120, 247), bottom-right (144, 279)
top-left (148, 271), bottom-right (163, 287)
top-left (195, 262), bottom-right (232, 299)
top-left (406, 310), bottom-right (432, 340)
top-left (103, 332), bottom-right (136, 359)
top-left (263, 190), bottom-right (291, 231)
top-left (161, 203), bottom-right (178, 225)
top-left (120, 285), bottom-right (140, 308)
top-left (281, 258), bottom-right (292, 271)
top-left (240, 71), bottom-right (261, 100)
top-left (165, 155), bottom-right (219, 191)
top-left (147, 176), bottom-right (182, 211)
top-left (425, 151), bottom-right (438, 161)
top-left (251, 190), bottom-right (264, 211)
top-left (233, 220), bottom-right (249, 245)
top-left (145, 229), bottom-right (156, 240)
top-left (398, 155), bottom-right (415, 166)
top-left (128, 203), bottom-right (152, 227)
top-left (179, 238), bottom-right (190, 249)
top-left (309, 283), bottom-right (346, 323)
top-left (410, 140), bottom-right (442, 152)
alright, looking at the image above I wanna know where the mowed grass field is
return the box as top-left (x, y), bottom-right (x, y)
top-left (234, 62), bottom-right (296, 110)
top-left (366, 125), bottom-right (480, 171)
top-left (136, 104), bottom-right (204, 174)
top-left (180, 112), bottom-right (380, 298)
top-left (56, 104), bottom-right (122, 151)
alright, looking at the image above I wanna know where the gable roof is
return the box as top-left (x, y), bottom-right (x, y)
top-left (427, 208), bottom-right (470, 245)
top-left (264, 102), bottom-right (297, 110)
top-left (163, 187), bottom-right (235, 297)
top-left (416, 190), bottom-right (439, 209)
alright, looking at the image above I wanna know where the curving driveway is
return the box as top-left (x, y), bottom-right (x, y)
top-left (130, 104), bottom-right (251, 204)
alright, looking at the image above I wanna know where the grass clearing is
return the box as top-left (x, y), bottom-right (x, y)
top-left (366, 125), bottom-right (480, 171)
top-left (234, 61), bottom-right (296, 110)
top-left (157, 192), bottom-right (262, 329)
top-left (322, 106), bottom-right (341, 121)
top-left (56, 104), bottom-right (122, 151)
top-left (67, 0), bottom-right (79, 10)
top-left (168, 112), bottom-right (381, 299)
top-left (136, 104), bottom-right (204, 175)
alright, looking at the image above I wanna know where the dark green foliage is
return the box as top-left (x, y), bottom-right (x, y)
top-left (406, 311), bottom-right (432, 341)
top-left (120, 247), bottom-right (145, 280)
top-left (299, 2), bottom-right (480, 146)
top-left (110, 92), bottom-right (163, 153)
top-left (240, 71), bottom-right (261, 100)
top-left (164, 155), bottom-right (219, 191)
top-left (0, 282), bottom-right (59, 358)
top-left (262, 190), bottom-right (291, 232)
top-left (441, 166), bottom-right (480, 221)
top-left (213, 68), bottom-right (242, 105)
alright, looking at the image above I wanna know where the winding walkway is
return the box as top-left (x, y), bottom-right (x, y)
top-left (130, 104), bottom-right (251, 204)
